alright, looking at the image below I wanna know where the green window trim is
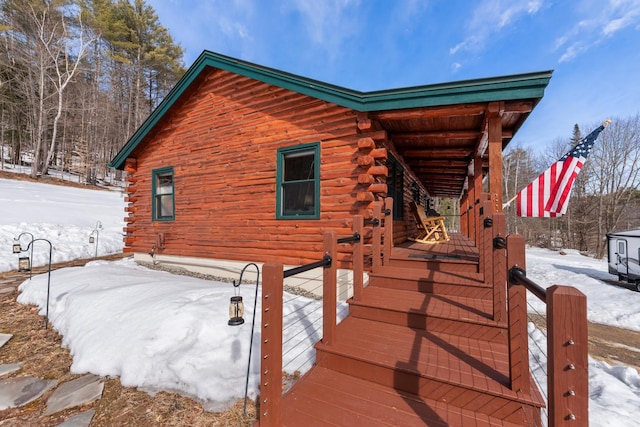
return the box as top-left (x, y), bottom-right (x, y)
top-left (276, 142), bottom-right (320, 220)
top-left (152, 166), bottom-right (175, 221)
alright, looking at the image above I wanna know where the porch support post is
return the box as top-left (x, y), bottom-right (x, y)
top-left (491, 211), bottom-right (507, 323)
top-left (323, 231), bottom-right (337, 345)
top-left (352, 215), bottom-right (364, 301)
top-left (460, 192), bottom-right (469, 237)
top-left (476, 193), bottom-right (493, 283)
top-left (383, 197), bottom-right (393, 266)
top-left (488, 102), bottom-right (504, 211)
top-left (473, 156), bottom-right (483, 245)
top-left (371, 201), bottom-right (383, 271)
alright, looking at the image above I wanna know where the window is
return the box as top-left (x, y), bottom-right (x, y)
top-left (618, 241), bottom-right (625, 255)
top-left (152, 167), bottom-right (175, 221)
top-left (387, 154), bottom-right (404, 220)
top-left (276, 143), bottom-right (320, 219)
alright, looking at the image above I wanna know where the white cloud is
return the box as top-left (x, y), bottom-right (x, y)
top-left (451, 62), bottom-right (462, 73)
top-left (555, 0), bottom-right (640, 62)
top-left (286, 0), bottom-right (361, 47)
top-left (449, 0), bottom-right (545, 55)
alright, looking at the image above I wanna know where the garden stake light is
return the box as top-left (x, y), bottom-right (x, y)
top-left (21, 238), bottom-right (53, 329)
top-left (228, 262), bottom-right (260, 416)
top-left (13, 231), bottom-right (35, 279)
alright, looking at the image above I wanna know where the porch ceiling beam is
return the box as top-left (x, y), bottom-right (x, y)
top-left (391, 130), bottom-right (481, 140)
top-left (410, 160), bottom-right (469, 168)
top-left (504, 100), bottom-right (535, 113)
top-left (370, 104), bottom-right (487, 120)
top-left (412, 167), bottom-right (468, 175)
top-left (402, 148), bottom-right (472, 158)
top-left (419, 176), bottom-right (466, 184)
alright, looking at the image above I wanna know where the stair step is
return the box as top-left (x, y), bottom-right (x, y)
top-left (315, 317), bottom-right (544, 422)
top-left (369, 266), bottom-right (490, 297)
top-left (349, 286), bottom-right (506, 342)
top-left (281, 366), bottom-right (525, 427)
top-left (387, 254), bottom-right (479, 273)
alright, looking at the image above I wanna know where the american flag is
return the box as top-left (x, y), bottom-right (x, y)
top-left (516, 120), bottom-right (611, 217)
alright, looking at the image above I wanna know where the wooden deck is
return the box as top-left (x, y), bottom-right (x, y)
top-left (272, 232), bottom-right (545, 426)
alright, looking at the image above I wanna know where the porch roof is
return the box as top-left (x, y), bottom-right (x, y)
top-left (109, 50), bottom-right (552, 198)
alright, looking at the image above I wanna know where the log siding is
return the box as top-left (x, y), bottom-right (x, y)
top-left (124, 68), bottom-right (388, 267)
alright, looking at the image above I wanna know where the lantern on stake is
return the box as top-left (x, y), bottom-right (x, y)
top-left (18, 256), bottom-right (31, 272)
top-left (228, 292), bottom-right (245, 326)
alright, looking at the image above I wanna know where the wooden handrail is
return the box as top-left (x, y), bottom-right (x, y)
top-left (259, 222), bottom-right (365, 425)
top-left (506, 234), bottom-right (589, 427)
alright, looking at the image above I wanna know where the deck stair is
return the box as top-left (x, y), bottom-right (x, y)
top-left (278, 263), bottom-right (544, 426)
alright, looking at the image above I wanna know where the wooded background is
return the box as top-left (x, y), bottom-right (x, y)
top-left (0, 0), bottom-right (184, 182)
top-left (1, 0), bottom-right (639, 258)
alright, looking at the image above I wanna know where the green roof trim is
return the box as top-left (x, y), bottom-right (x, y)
top-left (109, 50), bottom-right (552, 169)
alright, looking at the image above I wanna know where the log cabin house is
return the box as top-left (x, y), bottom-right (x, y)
top-left (109, 50), bottom-right (550, 279)
top-left (110, 51), bottom-right (589, 426)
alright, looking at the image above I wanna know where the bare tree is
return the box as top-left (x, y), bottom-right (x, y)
top-left (588, 116), bottom-right (640, 256)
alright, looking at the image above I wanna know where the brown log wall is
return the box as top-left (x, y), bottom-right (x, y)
top-left (123, 68), bottom-right (403, 267)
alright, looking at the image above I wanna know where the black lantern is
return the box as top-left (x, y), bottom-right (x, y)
top-left (12, 241), bottom-right (21, 254)
top-left (228, 295), bottom-right (245, 326)
top-left (18, 256), bottom-right (31, 272)
top-left (89, 236), bottom-right (95, 243)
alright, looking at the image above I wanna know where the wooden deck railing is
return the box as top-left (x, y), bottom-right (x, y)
top-left (506, 234), bottom-right (589, 427)
top-left (479, 196), bottom-right (507, 323)
top-left (259, 215), bottom-right (369, 426)
top-left (258, 193), bottom-right (587, 427)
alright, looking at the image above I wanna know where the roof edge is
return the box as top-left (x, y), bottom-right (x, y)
top-left (109, 50), bottom-right (553, 169)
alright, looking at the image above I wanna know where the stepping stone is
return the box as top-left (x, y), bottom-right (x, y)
top-left (0, 333), bottom-right (11, 349)
top-left (0, 363), bottom-right (21, 378)
top-left (55, 409), bottom-right (96, 427)
top-left (0, 376), bottom-right (57, 410)
top-left (0, 286), bottom-right (15, 294)
top-left (43, 374), bottom-right (104, 416)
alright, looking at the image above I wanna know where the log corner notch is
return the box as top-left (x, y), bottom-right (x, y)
top-left (355, 113), bottom-right (389, 209)
top-left (123, 158), bottom-right (138, 253)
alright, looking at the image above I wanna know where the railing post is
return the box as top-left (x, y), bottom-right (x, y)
top-left (353, 215), bottom-right (364, 301)
top-left (260, 261), bottom-right (283, 426)
top-left (480, 198), bottom-right (493, 279)
top-left (492, 212), bottom-right (507, 323)
top-left (547, 285), bottom-right (588, 426)
top-left (506, 234), bottom-right (530, 395)
top-left (323, 231), bottom-right (337, 345)
top-left (383, 197), bottom-right (393, 266)
top-left (372, 201), bottom-right (382, 271)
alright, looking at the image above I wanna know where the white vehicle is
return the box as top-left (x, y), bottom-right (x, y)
top-left (607, 229), bottom-right (640, 292)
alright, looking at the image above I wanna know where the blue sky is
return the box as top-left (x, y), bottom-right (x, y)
top-left (151, 0), bottom-right (640, 152)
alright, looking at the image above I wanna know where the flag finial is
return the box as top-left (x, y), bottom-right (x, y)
top-left (603, 119), bottom-right (612, 127)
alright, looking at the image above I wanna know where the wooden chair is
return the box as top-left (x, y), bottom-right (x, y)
top-left (410, 201), bottom-right (449, 243)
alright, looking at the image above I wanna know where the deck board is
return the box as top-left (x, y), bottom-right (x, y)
top-left (316, 317), bottom-right (529, 400)
top-left (396, 232), bottom-right (480, 261)
top-left (281, 366), bottom-right (525, 427)
top-left (354, 286), bottom-right (495, 323)
top-left (263, 232), bottom-right (544, 426)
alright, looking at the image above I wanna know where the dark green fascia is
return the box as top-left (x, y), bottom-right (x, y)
top-left (109, 50), bottom-right (553, 169)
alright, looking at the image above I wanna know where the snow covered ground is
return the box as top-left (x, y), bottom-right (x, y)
top-left (1, 176), bottom-right (639, 425)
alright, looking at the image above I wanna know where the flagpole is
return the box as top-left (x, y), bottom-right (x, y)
top-left (503, 194), bottom-right (518, 209)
